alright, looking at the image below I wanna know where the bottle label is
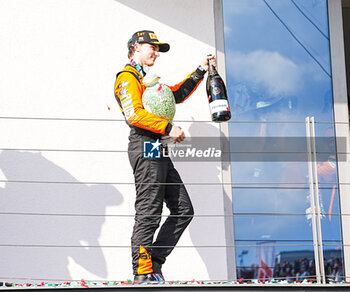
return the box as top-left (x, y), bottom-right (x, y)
top-left (209, 99), bottom-right (229, 114)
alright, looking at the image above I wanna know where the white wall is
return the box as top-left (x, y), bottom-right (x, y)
top-left (0, 0), bottom-right (229, 282)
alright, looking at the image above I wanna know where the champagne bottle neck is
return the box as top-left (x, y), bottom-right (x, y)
top-left (208, 63), bottom-right (218, 76)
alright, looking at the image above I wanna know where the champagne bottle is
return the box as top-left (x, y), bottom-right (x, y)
top-left (206, 59), bottom-right (231, 122)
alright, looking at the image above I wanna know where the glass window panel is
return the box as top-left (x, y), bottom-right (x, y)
top-left (233, 188), bottom-right (341, 215)
top-left (223, 0), bottom-right (333, 122)
top-left (235, 242), bottom-right (343, 281)
top-left (231, 161), bottom-right (309, 183)
top-left (323, 247), bottom-right (344, 282)
top-left (234, 215), bottom-right (314, 241)
top-left (236, 242), bottom-right (317, 281)
top-left (223, 0), bottom-right (343, 281)
top-left (233, 187), bottom-right (311, 214)
top-left (233, 214), bottom-right (342, 242)
top-left (320, 214), bottom-right (342, 241)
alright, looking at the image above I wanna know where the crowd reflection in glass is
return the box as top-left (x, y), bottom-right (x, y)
top-left (238, 256), bottom-right (343, 282)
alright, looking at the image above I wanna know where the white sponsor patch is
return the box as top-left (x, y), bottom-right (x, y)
top-left (118, 81), bottom-right (129, 88)
top-left (123, 103), bottom-right (134, 112)
top-left (119, 88), bottom-right (128, 96)
top-left (120, 94), bottom-right (131, 102)
top-left (121, 99), bottom-right (133, 108)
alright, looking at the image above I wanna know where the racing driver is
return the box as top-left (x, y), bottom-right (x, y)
top-left (114, 30), bottom-right (215, 282)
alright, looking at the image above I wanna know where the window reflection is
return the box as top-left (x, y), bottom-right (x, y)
top-left (223, 0), bottom-right (344, 282)
top-left (224, 0), bottom-right (332, 122)
top-left (236, 243), bottom-right (343, 282)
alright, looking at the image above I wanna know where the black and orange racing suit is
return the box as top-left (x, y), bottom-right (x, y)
top-left (114, 63), bottom-right (206, 276)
